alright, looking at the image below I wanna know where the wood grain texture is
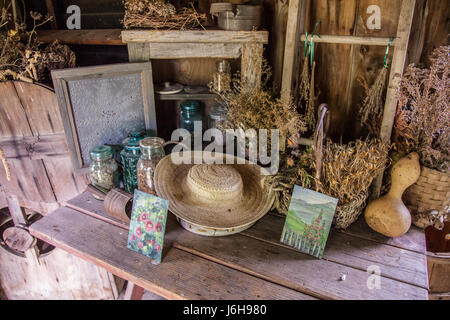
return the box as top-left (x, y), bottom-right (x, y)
top-left (242, 214), bottom-right (428, 289)
top-left (122, 30), bottom-right (269, 44)
top-left (37, 29), bottom-right (124, 46)
top-left (149, 43), bottom-right (242, 59)
top-left (29, 207), bottom-right (316, 300)
top-left (172, 228), bottom-right (428, 300)
top-left (62, 192), bottom-right (428, 300)
top-left (0, 246), bottom-right (119, 300)
top-left (0, 81), bottom-right (87, 208)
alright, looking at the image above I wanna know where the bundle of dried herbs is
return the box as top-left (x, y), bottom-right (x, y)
top-left (216, 62), bottom-right (307, 148)
top-left (215, 62), bottom-right (309, 214)
top-left (393, 45), bottom-right (449, 173)
top-left (123, 0), bottom-right (206, 30)
top-left (315, 139), bottom-right (389, 229)
top-left (357, 65), bottom-right (389, 136)
top-left (0, 4), bottom-right (76, 83)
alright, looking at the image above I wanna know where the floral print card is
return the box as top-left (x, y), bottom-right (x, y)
top-left (127, 189), bottom-right (169, 264)
top-left (280, 185), bottom-right (338, 259)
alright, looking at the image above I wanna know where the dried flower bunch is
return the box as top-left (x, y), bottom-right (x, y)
top-left (394, 45), bottom-right (449, 173)
top-left (357, 65), bottom-right (389, 136)
top-left (216, 62), bottom-right (307, 147)
top-left (0, 3), bottom-right (76, 83)
top-left (315, 139), bottom-right (389, 229)
top-left (123, 0), bottom-right (206, 30)
top-left (214, 62), bottom-right (309, 214)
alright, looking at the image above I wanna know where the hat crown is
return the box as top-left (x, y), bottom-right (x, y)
top-left (186, 164), bottom-right (243, 203)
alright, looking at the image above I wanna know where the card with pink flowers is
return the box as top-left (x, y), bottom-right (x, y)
top-left (127, 189), bottom-right (169, 264)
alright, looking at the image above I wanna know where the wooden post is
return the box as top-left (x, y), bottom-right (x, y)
top-left (372, 0), bottom-right (416, 199)
top-left (280, 0), bottom-right (307, 102)
top-left (241, 42), bottom-right (264, 88)
top-left (123, 281), bottom-right (144, 300)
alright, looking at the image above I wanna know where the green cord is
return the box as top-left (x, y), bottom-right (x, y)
top-left (383, 37), bottom-right (394, 69)
top-left (304, 20), bottom-right (322, 67)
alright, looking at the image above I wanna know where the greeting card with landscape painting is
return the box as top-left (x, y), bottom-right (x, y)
top-left (281, 186), bottom-right (338, 259)
top-left (127, 190), bottom-right (169, 264)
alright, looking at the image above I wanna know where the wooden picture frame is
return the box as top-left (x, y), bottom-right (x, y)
top-left (52, 62), bottom-right (156, 174)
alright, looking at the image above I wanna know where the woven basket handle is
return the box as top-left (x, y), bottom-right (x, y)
top-left (314, 103), bottom-right (330, 185)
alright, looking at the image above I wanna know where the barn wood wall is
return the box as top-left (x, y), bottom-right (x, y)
top-left (35, 0), bottom-right (450, 141)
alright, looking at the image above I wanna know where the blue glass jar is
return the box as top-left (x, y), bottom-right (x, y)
top-left (179, 100), bottom-right (202, 133)
top-left (120, 131), bottom-right (146, 194)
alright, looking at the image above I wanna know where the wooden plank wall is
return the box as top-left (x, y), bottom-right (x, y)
top-left (271, 0), bottom-right (449, 140)
top-left (33, 0), bottom-right (449, 141)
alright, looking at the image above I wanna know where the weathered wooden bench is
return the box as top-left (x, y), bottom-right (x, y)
top-left (29, 191), bottom-right (429, 300)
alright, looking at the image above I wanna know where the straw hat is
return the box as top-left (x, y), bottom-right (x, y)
top-left (154, 151), bottom-right (274, 236)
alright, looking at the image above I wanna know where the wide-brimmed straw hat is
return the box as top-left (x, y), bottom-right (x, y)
top-left (154, 151), bottom-right (274, 236)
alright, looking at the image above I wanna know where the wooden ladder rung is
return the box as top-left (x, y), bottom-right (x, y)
top-left (300, 34), bottom-right (395, 46)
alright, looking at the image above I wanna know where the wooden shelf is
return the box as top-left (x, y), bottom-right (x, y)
top-left (37, 29), bottom-right (124, 46)
top-left (156, 92), bottom-right (219, 101)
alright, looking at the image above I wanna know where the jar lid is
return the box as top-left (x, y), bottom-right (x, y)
top-left (139, 137), bottom-right (165, 150)
top-left (90, 145), bottom-right (113, 160)
top-left (180, 100), bottom-right (201, 112)
top-left (209, 103), bottom-right (227, 120)
top-left (216, 60), bottom-right (230, 73)
top-left (123, 130), bottom-right (146, 149)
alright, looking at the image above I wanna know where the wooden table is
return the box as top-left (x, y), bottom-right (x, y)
top-left (29, 191), bottom-right (429, 300)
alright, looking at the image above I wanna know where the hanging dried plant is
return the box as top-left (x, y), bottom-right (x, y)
top-left (0, 4), bottom-right (76, 83)
top-left (122, 0), bottom-right (206, 30)
top-left (393, 45), bottom-right (449, 173)
top-left (357, 66), bottom-right (389, 136)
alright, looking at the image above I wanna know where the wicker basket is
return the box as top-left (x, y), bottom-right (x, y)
top-left (403, 166), bottom-right (450, 217)
top-left (333, 191), bottom-right (369, 229)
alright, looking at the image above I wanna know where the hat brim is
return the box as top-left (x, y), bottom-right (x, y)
top-left (154, 151), bottom-right (274, 231)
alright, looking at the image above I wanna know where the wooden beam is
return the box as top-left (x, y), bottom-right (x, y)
top-left (148, 43), bottom-right (242, 59)
top-left (121, 30), bottom-right (269, 44)
top-left (372, 0), bottom-right (416, 198)
top-left (281, 0), bottom-right (307, 101)
top-left (300, 34), bottom-right (397, 46)
top-left (37, 29), bottom-right (124, 46)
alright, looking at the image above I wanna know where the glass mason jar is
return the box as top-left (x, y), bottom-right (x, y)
top-left (89, 145), bottom-right (119, 199)
top-left (179, 100), bottom-right (202, 133)
top-left (208, 103), bottom-right (227, 130)
top-left (137, 137), bottom-right (166, 195)
top-left (213, 60), bottom-right (231, 93)
top-left (120, 131), bottom-right (146, 194)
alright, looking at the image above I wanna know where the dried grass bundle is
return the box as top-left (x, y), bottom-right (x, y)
top-left (358, 66), bottom-right (389, 136)
top-left (315, 139), bottom-right (389, 228)
top-left (264, 148), bottom-right (314, 214)
top-left (123, 0), bottom-right (206, 30)
top-left (216, 62), bottom-right (307, 145)
top-left (215, 62), bottom-right (308, 214)
top-left (0, 5), bottom-right (76, 83)
top-left (394, 45), bottom-right (449, 173)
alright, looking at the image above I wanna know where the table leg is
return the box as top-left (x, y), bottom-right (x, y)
top-left (123, 281), bottom-right (144, 300)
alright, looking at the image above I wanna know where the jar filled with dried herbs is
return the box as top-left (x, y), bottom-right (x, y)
top-left (120, 130), bottom-right (146, 194)
top-left (137, 137), bottom-right (165, 195)
top-left (213, 60), bottom-right (231, 93)
top-left (89, 145), bottom-right (119, 199)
